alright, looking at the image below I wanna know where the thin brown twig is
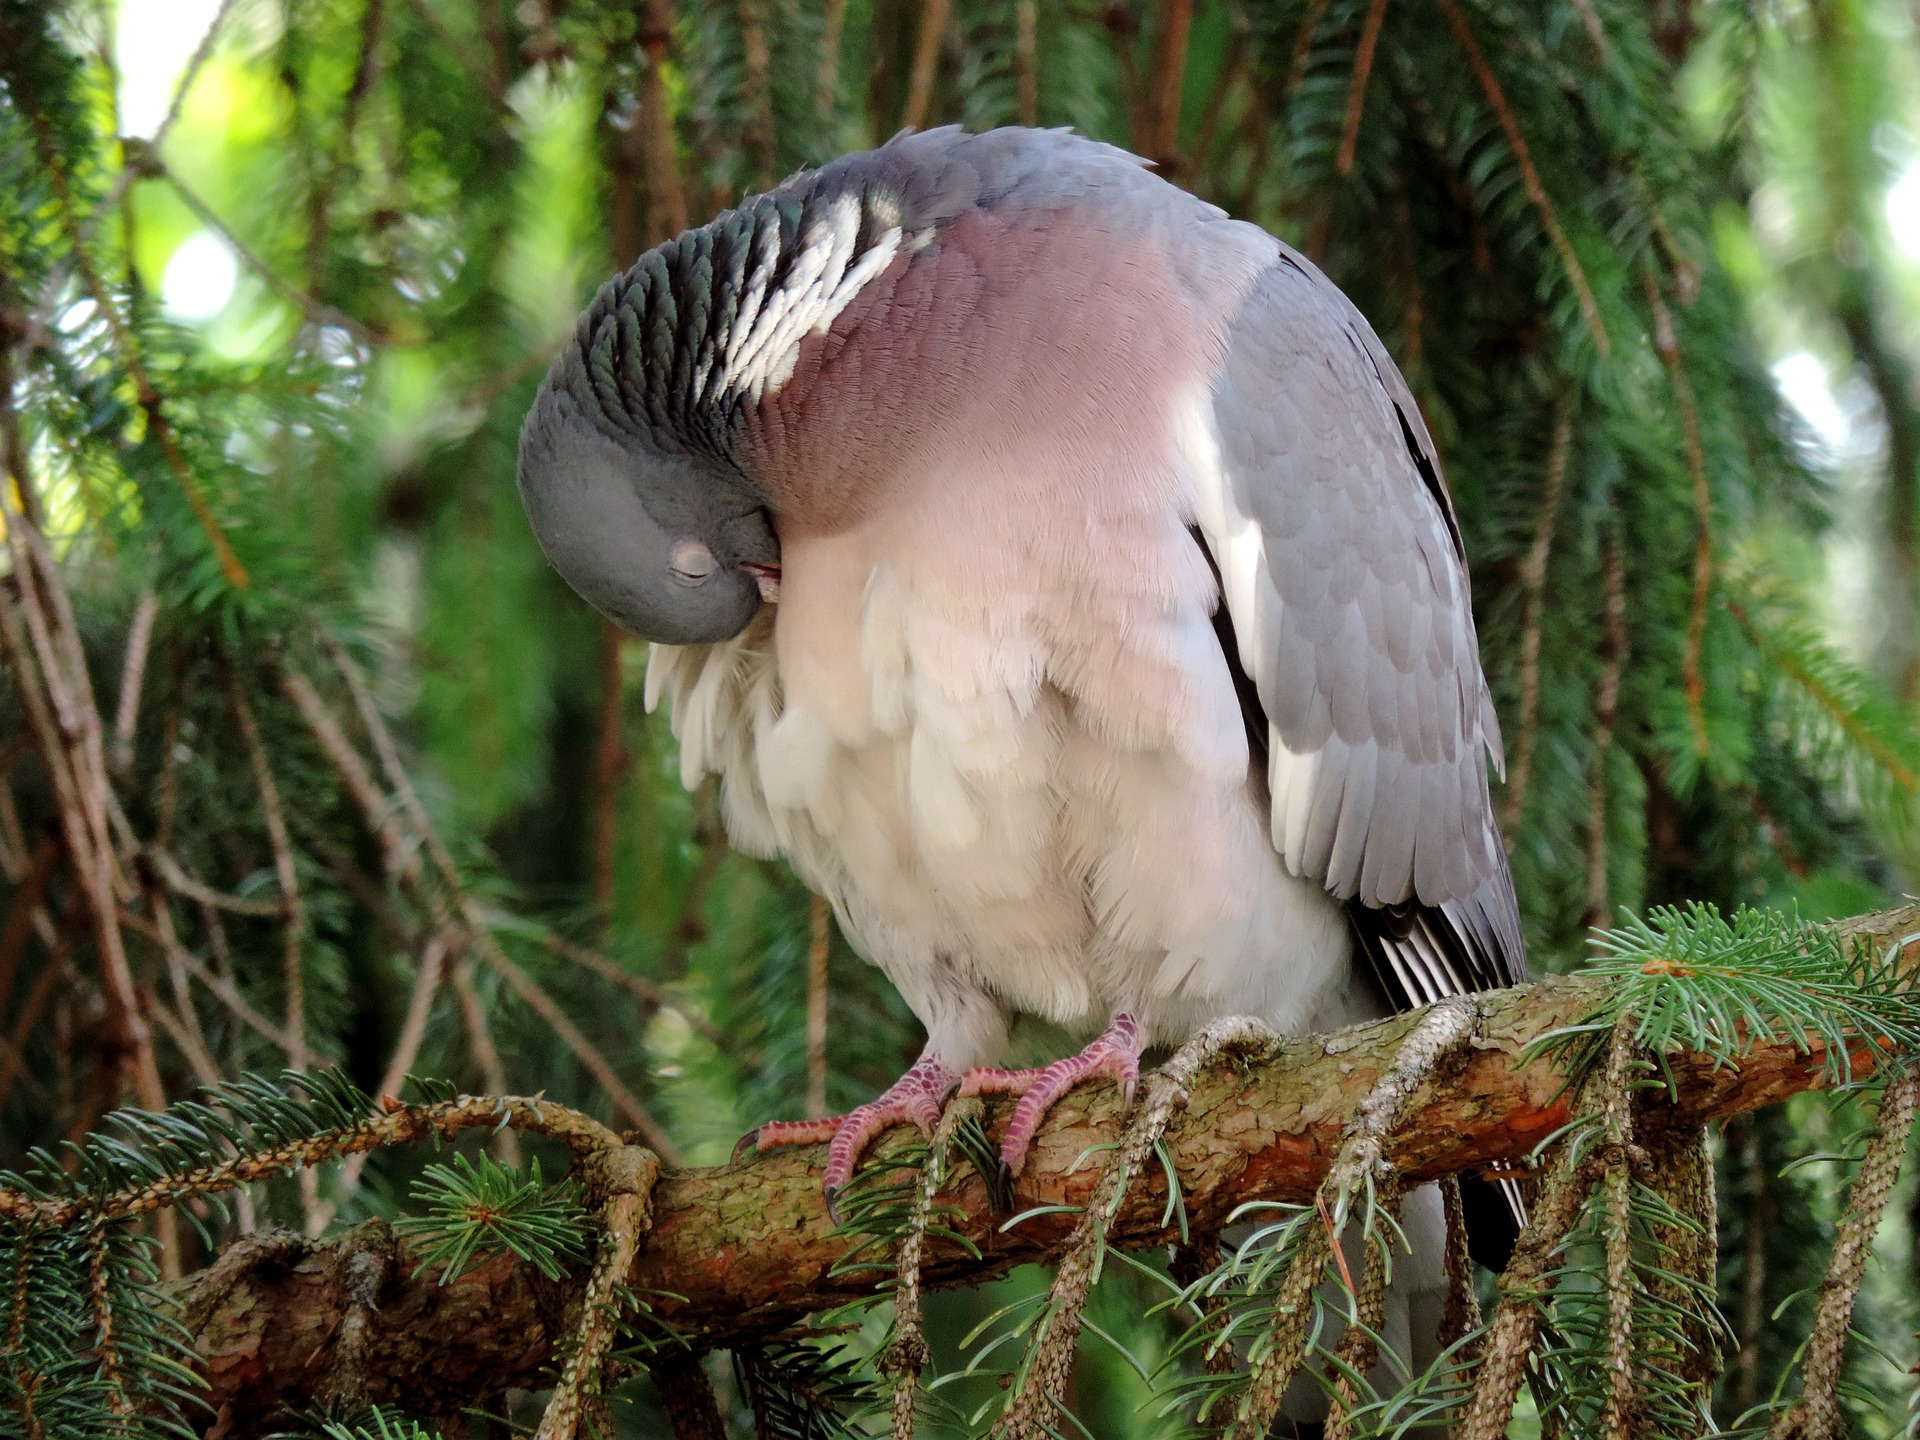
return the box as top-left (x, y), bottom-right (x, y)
top-left (1766, 1069), bottom-right (1920, 1440)
top-left (535, 1146), bottom-right (660, 1440)
top-left (1336, 0), bottom-right (1392, 177)
top-left (1014, 0), bottom-right (1039, 127)
top-left (109, 586), bottom-right (156, 776)
top-left (1288, 0), bottom-right (1335, 98)
top-left (1142, 0), bottom-right (1195, 168)
top-left (506, 917), bottom-right (726, 1049)
top-left (223, 664), bottom-right (308, 1074)
top-left (0, 1091), bottom-right (627, 1230)
top-left (148, 157), bottom-right (379, 345)
top-left (818, 0), bottom-right (850, 119)
top-left (144, 845), bottom-right (286, 917)
top-left (449, 957), bottom-right (520, 1168)
top-left (315, 637), bottom-right (680, 1160)
top-left (1435, 0), bottom-right (1610, 356)
top-left (901, 0), bottom-right (953, 130)
top-left (114, 904), bottom-right (302, 1055)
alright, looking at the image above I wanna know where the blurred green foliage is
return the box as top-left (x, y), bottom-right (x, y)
top-left (7, 0), bottom-right (1920, 1432)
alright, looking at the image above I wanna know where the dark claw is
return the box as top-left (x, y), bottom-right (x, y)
top-left (823, 1183), bottom-right (845, 1227)
top-left (731, 1128), bottom-right (761, 1165)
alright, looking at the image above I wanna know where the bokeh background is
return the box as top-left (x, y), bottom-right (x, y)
top-left (8, 0), bottom-right (1920, 1432)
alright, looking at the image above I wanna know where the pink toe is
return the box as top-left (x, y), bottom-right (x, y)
top-left (990, 1014), bottom-right (1144, 1179)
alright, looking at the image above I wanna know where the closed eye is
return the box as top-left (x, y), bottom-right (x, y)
top-left (668, 539), bottom-right (716, 585)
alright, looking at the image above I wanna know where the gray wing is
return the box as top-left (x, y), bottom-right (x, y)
top-left (1197, 249), bottom-right (1526, 1003)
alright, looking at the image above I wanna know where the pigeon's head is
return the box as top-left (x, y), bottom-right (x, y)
top-left (518, 165), bottom-right (920, 646)
top-left (517, 376), bottom-right (779, 646)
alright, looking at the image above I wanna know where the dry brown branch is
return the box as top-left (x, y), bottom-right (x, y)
top-left (223, 667), bottom-right (308, 1074)
top-left (1644, 263), bottom-right (1714, 757)
top-left (1336, 0), bottom-right (1393, 177)
top-left (1435, 0), bottom-right (1610, 356)
top-left (886, 1099), bottom-right (975, 1439)
top-left (0, 507), bottom-right (168, 1153)
top-left (901, 0), bottom-right (953, 130)
top-left (148, 901), bottom-right (1920, 1434)
top-left (480, 935), bottom-right (680, 1161)
top-left (449, 956), bottom-right (521, 1168)
top-left (110, 586), bottom-right (157, 775)
top-left (0, 922), bottom-right (74, 1113)
top-left (144, 846), bottom-right (285, 918)
top-left (280, 665), bottom-right (414, 877)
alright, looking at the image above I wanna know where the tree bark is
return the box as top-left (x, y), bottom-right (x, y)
top-left (172, 900), bottom-right (1920, 1436)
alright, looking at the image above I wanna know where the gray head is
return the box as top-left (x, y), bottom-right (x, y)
top-left (517, 154), bottom-right (919, 645)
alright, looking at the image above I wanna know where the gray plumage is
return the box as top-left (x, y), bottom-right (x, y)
top-left (518, 128), bottom-right (1528, 1353)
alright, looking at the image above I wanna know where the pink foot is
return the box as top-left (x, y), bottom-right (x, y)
top-left (960, 1014), bottom-right (1143, 1179)
top-left (738, 1054), bottom-right (959, 1212)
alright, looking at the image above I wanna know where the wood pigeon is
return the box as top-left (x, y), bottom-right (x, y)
top-left (517, 128), bottom-right (1526, 1273)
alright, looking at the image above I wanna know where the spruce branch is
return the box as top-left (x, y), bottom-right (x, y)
top-left (1765, 1067), bottom-right (1920, 1440)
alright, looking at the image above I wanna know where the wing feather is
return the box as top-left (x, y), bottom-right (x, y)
top-left (1193, 248), bottom-right (1526, 998)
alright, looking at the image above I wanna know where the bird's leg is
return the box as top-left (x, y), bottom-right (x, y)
top-left (959, 1013), bottom-right (1143, 1179)
top-left (739, 1053), bottom-right (959, 1207)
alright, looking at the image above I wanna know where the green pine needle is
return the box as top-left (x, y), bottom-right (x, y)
top-left (393, 1154), bottom-right (587, 1286)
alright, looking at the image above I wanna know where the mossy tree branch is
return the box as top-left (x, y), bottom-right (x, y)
top-left (168, 901), bottom-right (1920, 1437)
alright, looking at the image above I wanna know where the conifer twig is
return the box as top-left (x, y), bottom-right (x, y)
top-left (1435, 0), bottom-right (1610, 356)
top-left (536, 1145), bottom-right (660, 1440)
top-left (887, 1098), bottom-right (976, 1438)
top-left (1233, 999), bottom-right (1476, 1438)
top-left (1766, 1067), bottom-right (1920, 1440)
top-left (0, 1091), bottom-right (625, 1229)
top-left (997, 1016), bottom-right (1273, 1439)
